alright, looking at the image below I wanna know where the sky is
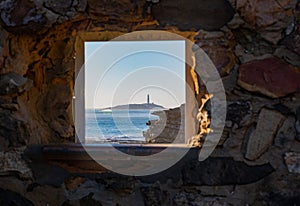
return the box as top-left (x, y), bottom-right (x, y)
top-left (84, 40), bottom-right (186, 109)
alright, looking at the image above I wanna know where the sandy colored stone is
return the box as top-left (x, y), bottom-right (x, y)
top-left (245, 108), bottom-right (285, 160)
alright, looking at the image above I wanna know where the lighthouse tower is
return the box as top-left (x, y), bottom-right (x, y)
top-left (147, 94), bottom-right (150, 105)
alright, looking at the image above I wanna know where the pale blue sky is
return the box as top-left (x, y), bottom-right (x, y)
top-left (85, 41), bottom-right (186, 109)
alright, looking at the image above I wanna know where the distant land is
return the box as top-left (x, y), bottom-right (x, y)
top-left (101, 103), bottom-right (165, 110)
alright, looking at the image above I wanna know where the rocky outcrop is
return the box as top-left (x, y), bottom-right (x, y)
top-left (143, 105), bottom-right (185, 143)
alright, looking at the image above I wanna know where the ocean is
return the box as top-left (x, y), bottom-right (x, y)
top-left (85, 109), bottom-right (159, 142)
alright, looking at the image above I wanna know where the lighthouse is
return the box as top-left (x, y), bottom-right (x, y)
top-left (147, 94), bottom-right (150, 105)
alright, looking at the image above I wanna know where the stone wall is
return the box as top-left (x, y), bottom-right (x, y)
top-left (0, 0), bottom-right (300, 205)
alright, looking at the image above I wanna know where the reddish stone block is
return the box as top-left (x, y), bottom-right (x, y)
top-left (238, 58), bottom-right (300, 98)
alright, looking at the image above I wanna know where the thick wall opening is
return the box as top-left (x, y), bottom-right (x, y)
top-left (0, 0), bottom-right (299, 204)
top-left (74, 31), bottom-right (204, 145)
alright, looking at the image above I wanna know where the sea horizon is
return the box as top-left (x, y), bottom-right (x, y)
top-left (85, 103), bottom-right (183, 111)
top-left (85, 109), bottom-right (160, 142)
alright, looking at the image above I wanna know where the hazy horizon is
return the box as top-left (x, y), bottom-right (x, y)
top-left (86, 93), bottom-right (182, 109)
top-left (85, 41), bottom-right (186, 109)
top-left (88, 99), bottom-right (181, 110)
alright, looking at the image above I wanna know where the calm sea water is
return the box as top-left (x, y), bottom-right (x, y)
top-left (85, 109), bottom-right (159, 142)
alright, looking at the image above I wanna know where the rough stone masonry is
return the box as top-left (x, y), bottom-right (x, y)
top-left (0, 0), bottom-right (299, 205)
